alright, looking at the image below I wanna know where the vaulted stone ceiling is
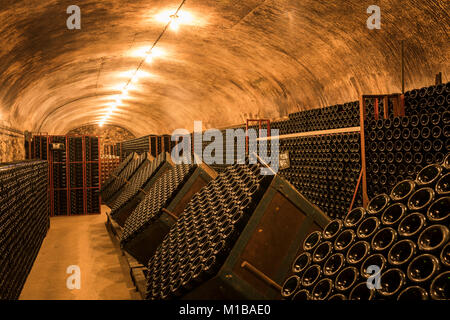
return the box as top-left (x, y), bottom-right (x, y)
top-left (0, 0), bottom-right (448, 136)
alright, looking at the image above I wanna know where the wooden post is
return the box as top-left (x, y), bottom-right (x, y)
top-left (401, 40), bottom-right (405, 94)
top-left (383, 96), bottom-right (389, 119)
top-left (240, 261), bottom-right (282, 291)
top-left (359, 96), bottom-right (369, 207)
top-left (348, 169), bottom-right (363, 213)
top-left (435, 72), bottom-right (442, 85)
top-left (162, 208), bottom-right (178, 221)
top-left (399, 94), bottom-right (405, 116)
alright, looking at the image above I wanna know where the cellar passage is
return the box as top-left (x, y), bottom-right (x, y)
top-left (0, 0), bottom-right (449, 304)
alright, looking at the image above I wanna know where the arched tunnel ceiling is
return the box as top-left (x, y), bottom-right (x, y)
top-left (0, 0), bottom-right (448, 136)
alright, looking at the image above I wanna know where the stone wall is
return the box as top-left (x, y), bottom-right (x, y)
top-left (0, 130), bottom-right (25, 163)
top-left (66, 124), bottom-right (135, 154)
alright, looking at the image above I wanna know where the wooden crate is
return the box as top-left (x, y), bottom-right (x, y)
top-left (182, 175), bottom-right (330, 300)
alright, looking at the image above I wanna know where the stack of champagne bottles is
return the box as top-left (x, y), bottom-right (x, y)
top-left (144, 163), bottom-right (272, 300)
top-left (274, 101), bottom-right (360, 134)
top-left (85, 137), bottom-right (100, 214)
top-left (109, 153), bottom-right (167, 218)
top-left (0, 161), bottom-right (49, 299)
top-left (366, 82), bottom-right (449, 198)
top-left (29, 135), bottom-right (48, 160)
top-left (85, 136), bottom-right (99, 162)
top-left (280, 133), bottom-right (362, 219)
top-left (197, 126), bottom-right (276, 174)
top-left (404, 82), bottom-right (450, 116)
top-left (51, 136), bottom-right (68, 215)
top-left (280, 154), bottom-right (450, 300)
top-left (120, 164), bottom-right (197, 246)
top-left (49, 135), bottom-right (100, 215)
top-left (101, 152), bottom-right (148, 205)
top-left (119, 135), bottom-right (173, 160)
top-left (100, 155), bottom-right (120, 186)
top-left (121, 135), bottom-right (154, 157)
top-left (68, 137), bottom-right (84, 215)
top-left (102, 153), bottom-right (135, 190)
top-left (198, 129), bottom-right (244, 174)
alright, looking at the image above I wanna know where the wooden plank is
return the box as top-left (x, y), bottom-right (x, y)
top-left (105, 216), bottom-right (146, 299)
top-left (363, 93), bottom-right (401, 98)
top-left (348, 169), bottom-right (363, 212)
top-left (399, 94), bottom-right (406, 116)
top-left (257, 126), bottom-right (360, 141)
top-left (374, 98), bottom-right (379, 120)
top-left (392, 96), bottom-right (399, 117)
top-left (130, 266), bottom-right (148, 299)
top-left (359, 96), bottom-right (369, 207)
top-left (383, 96), bottom-right (389, 119)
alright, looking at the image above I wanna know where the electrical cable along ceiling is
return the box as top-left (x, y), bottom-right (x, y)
top-left (0, 0), bottom-right (448, 136)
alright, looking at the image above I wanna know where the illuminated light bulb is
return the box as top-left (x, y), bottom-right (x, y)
top-left (170, 14), bottom-right (180, 31)
top-left (151, 47), bottom-right (165, 58)
top-left (145, 51), bottom-right (153, 63)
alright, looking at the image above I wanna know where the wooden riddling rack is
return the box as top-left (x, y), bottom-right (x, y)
top-left (29, 134), bottom-right (102, 216)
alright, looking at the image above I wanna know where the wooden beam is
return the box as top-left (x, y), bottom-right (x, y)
top-left (383, 96), bottom-right (389, 119)
top-left (359, 96), bottom-right (369, 207)
top-left (257, 126), bottom-right (360, 141)
top-left (241, 261), bottom-right (282, 291)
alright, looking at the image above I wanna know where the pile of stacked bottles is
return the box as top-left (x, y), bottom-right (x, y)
top-left (280, 154), bottom-right (450, 300)
top-left (0, 161), bottom-right (49, 299)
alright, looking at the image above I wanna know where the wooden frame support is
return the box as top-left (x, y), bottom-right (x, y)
top-left (240, 261), bottom-right (282, 292)
top-left (359, 93), bottom-right (405, 207)
top-left (359, 96), bottom-right (369, 207)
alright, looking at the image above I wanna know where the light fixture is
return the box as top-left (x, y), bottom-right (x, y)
top-left (131, 73), bottom-right (139, 83)
top-left (98, 0), bottom-right (187, 127)
top-left (145, 51), bottom-right (153, 63)
top-left (170, 14), bottom-right (180, 31)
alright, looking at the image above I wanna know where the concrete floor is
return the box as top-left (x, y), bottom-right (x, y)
top-left (20, 206), bottom-right (140, 300)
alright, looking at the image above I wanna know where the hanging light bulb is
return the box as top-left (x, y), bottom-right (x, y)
top-left (145, 50), bottom-right (153, 63)
top-left (170, 14), bottom-right (180, 31)
top-left (97, 2), bottom-right (189, 129)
